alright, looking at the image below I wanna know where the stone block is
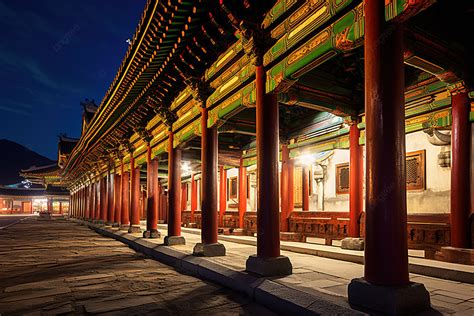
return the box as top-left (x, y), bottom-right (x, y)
top-left (435, 246), bottom-right (474, 265)
top-left (119, 224), bottom-right (129, 231)
top-left (143, 229), bottom-right (161, 239)
top-left (164, 235), bottom-right (186, 246)
top-left (246, 255), bottom-right (292, 277)
top-left (280, 232), bottom-right (306, 242)
top-left (128, 225), bottom-right (141, 234)
top-left (348, 278), bottom-right (430, 315)
top-left (341, 237), bottom-right (365, 251)
top-left (193, 242), bottom-right (226, 257)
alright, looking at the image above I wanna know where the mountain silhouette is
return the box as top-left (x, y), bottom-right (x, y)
top-left (0, 139), bottom-right (55, 185)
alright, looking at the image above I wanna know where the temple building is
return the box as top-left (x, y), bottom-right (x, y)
top-left (15, 135), bottom-right (76, 215)
top-left (30, 0), bottom-right (473, 314)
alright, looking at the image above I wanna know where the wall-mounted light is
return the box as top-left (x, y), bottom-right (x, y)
top-left (296, 153), bottom-right (315, 166)
top-left (181, 161), bottom-right (192, 177)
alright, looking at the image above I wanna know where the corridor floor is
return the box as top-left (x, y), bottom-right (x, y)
top-left (0, 217), bottom-right (274, 315)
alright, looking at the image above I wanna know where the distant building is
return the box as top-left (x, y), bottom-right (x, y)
top-left (10, 135), bottom-right (79, 215)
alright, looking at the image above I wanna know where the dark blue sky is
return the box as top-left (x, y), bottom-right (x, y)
top-left (0, 0), bottom-right (146, 159)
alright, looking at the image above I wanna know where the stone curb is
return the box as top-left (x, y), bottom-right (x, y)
top-left (158, 225), bottom-right (474, 284)
top-left (72, 219), bottom-right (360, 315)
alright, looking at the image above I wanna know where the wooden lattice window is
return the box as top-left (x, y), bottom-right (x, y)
top-left (406, 150), bottom-right (425, 191)
top-left (336, 163), bottom-right (350, 194)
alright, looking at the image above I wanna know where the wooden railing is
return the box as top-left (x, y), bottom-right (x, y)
top-left (179, 209), bottom-right (458, 251)
top-left (289, 211), bottom-right (350, 245)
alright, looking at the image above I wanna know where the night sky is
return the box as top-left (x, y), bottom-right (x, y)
top-left (0, 0), bottom-right (146, 160)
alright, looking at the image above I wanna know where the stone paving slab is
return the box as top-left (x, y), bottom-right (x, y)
top-left (166, 224), bottom-right (474, 283)
top-left (0, 217), bottom-right (274, 315)
top-left (83, 219), bottom-right (474, 315)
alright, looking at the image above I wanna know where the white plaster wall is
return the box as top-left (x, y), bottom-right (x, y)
top-left (322, 149), bottom-right (350, 212)
top-left (316, 131), bottom-right (450, 214)
top-left (226, 168), bottom-right (239, 210)
top-left (405, 131), bottom-right (451, 214)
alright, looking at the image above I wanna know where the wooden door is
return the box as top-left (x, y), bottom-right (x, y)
top-left (22, 201), bottom-right (32, 213)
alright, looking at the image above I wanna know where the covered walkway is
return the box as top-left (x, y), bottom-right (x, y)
top-left (81, 219), bottom-right (474, 315)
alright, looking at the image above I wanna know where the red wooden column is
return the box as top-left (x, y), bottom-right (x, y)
top-left (59, 202), bottom-right (63, 215)
top-left (78, 189), bottom-right (81, 217)
top-left (246, 61), bottom-right (291, 276)
top-left (99, 177), bottom-right (107, 224)
top-left (69, 193), bottom-right (72, 217)
top-left (74, 190), bottom-right (78, 217)
top-left (85, 184), bottom-right (91, 220)
top-left (107, 172), bottom-right (115, 225)
top-left (91, 182), bottom-right (96, 220)
top-left (280, 144), bottom-right (290, 232)
top-left (74, 192), bottom-right (77, 217)
top-left (193, 106), bottom-right (225, 256)
top-left (113, 173), bottom-right (121, 227)
top-left (75, 190), bottom-right (79, 218)
top-left (96, 181), bottom-right (101, 222)
top-left (238, 157), bottom-right (247, 228)
top-left (76, 190), bottom-right (80, 217)
top-left (181, 183), bottom-right (187, 212)
top-left (302, 166), bottom-right (310, 211)
top-left (288, 158), bottom-right (295, 214)
top-left (129, 156), bottom-right (142, 233)
top-left (74, 191), bottom-right (77, 217)
top-left (144, 145), bottom-right (160, 238)
top-left (191, 173), bottom-right (198, 223)
top-left (218, 167), bottom-right (226, 226)
top-left (165, 131), bottom-right (185, 245)
top-left (86, 185), bottom-right (94, 221)
top-left (157, 182), bottom-right (162, 222)
top-left (141, 191), bottom-right (146, 220)
top-left (82, 187), bottom-right (86, 217)
top-left (348, 1), bottom-right (429, 313)
top-left (450, 87), bottom-right (471, 248)
top-left (90, 182), bottom-right (96, 221)
top-left (120, 167), bottom-right (130, 230)
top-left (83, 187), bottom-right (87, 218)
top-left (348, 122), bottom-right (363, 237)
top-left (47, 197), bottom-right (53, 213)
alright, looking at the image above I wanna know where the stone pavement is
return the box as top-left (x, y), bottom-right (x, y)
top-left (0, 217), bottom-right (274, 315)
top-left (123, 222), bottom-right (472, 315)
top-left (0, 214), bottom-right (32, 229)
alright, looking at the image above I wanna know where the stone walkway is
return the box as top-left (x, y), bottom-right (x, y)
top-left (136, 223), bottom-right (473, 315)
top-left (0, 217), bottom-right (274, 315)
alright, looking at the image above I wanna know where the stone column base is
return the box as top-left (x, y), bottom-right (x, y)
top-left (112, 222), bottom-right (120, 228)
top-left (348, 278), bottom-right (430, 315)
top-left (143, 229), bottom-right (161, 239)
top-left (128, 225), bottom-right (142, 234)
top-left (164, 236), bottom-right (186, 246)
top-left (245, 255), bottom-right (292, 276)
top-left (341, 237), bottom-right (365, 250)
top-left (105, 222), bottom-right (114, 227)
top-left (119, 224), bottom-right (130, 231)
top-left (193, 243), bottom-right (226, 257)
